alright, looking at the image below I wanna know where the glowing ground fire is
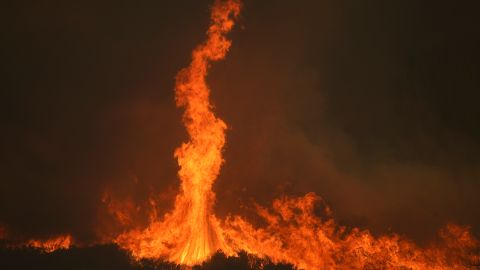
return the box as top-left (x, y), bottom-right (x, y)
top-left (4, 0), bottom-right (479, 269)
top-left (112, 0), bottom-right (479, 269)
top-left (26, 235), bottom-right (72, 253)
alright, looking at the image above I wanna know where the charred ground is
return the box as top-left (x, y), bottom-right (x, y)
top-left (0, 245), bottom-right (295, 270)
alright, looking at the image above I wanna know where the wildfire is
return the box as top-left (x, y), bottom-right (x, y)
top-left (112, 0), bottom-right (480, 269)
top-left (114, 0), bottom-right (241, 265)
top-left (223, 193), bottom-right (480, 269)
top-left (0, 225), bottom-right (71, 253)
top-left (115, 0), bottom-right (480, 270)
top-left (26, 235), bottom-right (72, 253)
top-left (2, 0), bottom-right (478, 269)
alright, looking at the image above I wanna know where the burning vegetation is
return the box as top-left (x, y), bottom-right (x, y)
top-left (109, 0), bottom-right (480, 269)
top-left (1, 0), bottom-right (479, 269)
top-left (25, 235), bottom-right (72, 253)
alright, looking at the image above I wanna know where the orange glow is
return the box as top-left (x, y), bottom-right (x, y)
top-left (101, 190), bottom-right (139, 227)
top-left (0, 225), bottom-right (7, 240)
top-left (0, 1), bottom-right (477, 268)
top-left (113, 0), bottom-right (480, 269)
top-left (223, 193), bottom-right (480, 270)
top-left (26, 235), bottom-right (72, 253)
top-left (114, 0), bottom-right (241, 266)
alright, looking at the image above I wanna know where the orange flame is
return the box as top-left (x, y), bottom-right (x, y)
top-left (223, 193), bottom-right (480, 270)
top-left (0, 1), bottom-right (476, 268)
top-left (114, 0), bottom-right (241, 265)
top-left (26, 235), bottom-right (72, 253)
top-left (113, 0), bottom-right (480, 268)
top-left (0, 226), bottom-right (71, 253)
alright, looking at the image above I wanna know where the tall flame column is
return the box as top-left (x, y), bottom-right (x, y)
top-left (171, 0), bottom-right (241, 263)
top-left (115, 0), bottom-right (241, 266)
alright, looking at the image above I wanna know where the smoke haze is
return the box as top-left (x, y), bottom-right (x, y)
top-left (1, 0), bottom-right (479, 247)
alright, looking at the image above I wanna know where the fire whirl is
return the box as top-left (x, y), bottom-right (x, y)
top-left (113, 0), bottom-right (480, 269)
top-left (114, 0), bottom-right (241, 266)
top-left (0, 0), bottom-right (478, 269)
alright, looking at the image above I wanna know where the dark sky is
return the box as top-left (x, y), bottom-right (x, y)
top-left (1, 0), bottom-right (480, 248)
